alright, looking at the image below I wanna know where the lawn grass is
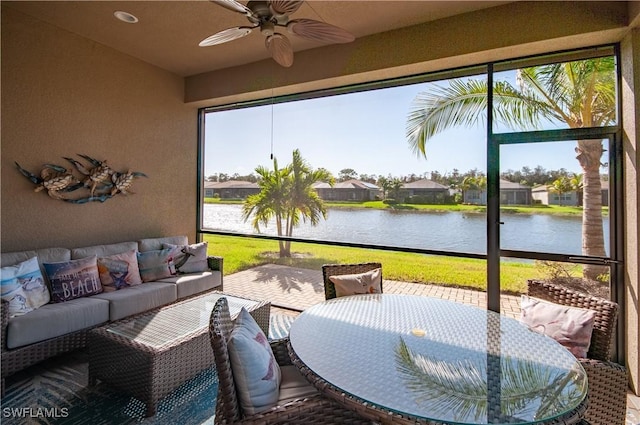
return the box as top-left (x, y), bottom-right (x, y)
top-left (203, 234), bottom-right (544, 294)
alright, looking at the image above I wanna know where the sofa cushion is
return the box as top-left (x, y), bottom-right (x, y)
top-left (43, 256), bottom-right (104, 302)
top-left (157, 270), bottom-right (222, 298)
top-left (6, 297), bottom-right (109, 349)
top-left (97, 249), bottom-right (143, 291)
top-left (71, 241), bottom-right (138, 259)
top-left (91, 282), bottom-right (177, 321)
top-left (1, 248), bottom-right (71, 286)
top-left (163, 242), bottom-right (209, 274)
top-left (138, 236), bottom-right (188, 252)
top-left (137, 249), bottom-right (176, 282)
top-left (1, 256), bottom-right (50, 317)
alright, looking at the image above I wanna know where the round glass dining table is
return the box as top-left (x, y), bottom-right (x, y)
top-left (288, 294), bottom-right (588, 425)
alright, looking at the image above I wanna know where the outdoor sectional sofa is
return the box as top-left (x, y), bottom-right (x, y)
top-left (0, 235), bottom-right (223, 394)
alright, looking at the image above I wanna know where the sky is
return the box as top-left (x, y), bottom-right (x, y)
top-left (204, 77), bottom-right (592, 181)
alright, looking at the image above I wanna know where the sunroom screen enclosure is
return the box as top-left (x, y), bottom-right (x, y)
top-left (198, 45), bottom-right (623, 362)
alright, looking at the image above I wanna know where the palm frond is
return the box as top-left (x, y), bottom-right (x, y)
top-left (394, 337), bottom-right (584, 423)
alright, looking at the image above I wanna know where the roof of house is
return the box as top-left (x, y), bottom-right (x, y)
top-left (313, 179), bottom-right (379, 190)
top-left (402, 179), bottom-right (448, 189)
top-left (499, 179), bottom-right (530, 189)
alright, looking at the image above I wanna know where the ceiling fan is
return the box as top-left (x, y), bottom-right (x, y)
top-left (199, 0), bottom-right (355, 67)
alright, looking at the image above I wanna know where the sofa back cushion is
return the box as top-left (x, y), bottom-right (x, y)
top-left (1, 256), bottom-right (50, 317)
top-left (71, 242), bottom-right (138, 259)
top-left (138, 236), bottom-right (188, 252)
top-left (2, 248), bottom-right (71, 289)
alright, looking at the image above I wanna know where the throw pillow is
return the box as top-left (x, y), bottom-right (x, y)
top-left (520, 295), bottom-right (596, 358)
top-left (0, 256), bottom-right (50, 317)
top-left (228, 307), bottom-right (281, 415)
top-left (97, 249), bottom-right (143, 291)
top-left (162, 242), bottom-right (208, 274)
top-left (43, 256), bottom-right (103, 303)
top-left (136, 248), bottom-right (176, 282)
top-left (330, 268), bottom-right (382, 298)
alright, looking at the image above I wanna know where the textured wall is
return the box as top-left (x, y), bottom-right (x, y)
top-left (1, 6), bottom-right (198, 252)
top-left (621, 28), bottom-right (640, 395)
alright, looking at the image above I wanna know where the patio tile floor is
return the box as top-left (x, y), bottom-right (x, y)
top-left (221, 263), bottom-right (639, 425)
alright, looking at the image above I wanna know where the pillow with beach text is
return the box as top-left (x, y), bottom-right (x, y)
top-left (44, 256), bottom-right (103, 303)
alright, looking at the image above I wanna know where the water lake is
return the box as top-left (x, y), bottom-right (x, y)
top-left (203, 204), bottom-right (610, 257)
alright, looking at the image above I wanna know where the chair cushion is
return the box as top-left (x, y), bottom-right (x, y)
top-left (278, 365), bottom-right (319, 404)
top-left (520, 295), bottom-right (596, 358)
top-left (330, 268), bottom-right (382, 298)
top-left (0, 256), bottom-right (50, 317)
top-left (228, 307), bottom-right (281, 415)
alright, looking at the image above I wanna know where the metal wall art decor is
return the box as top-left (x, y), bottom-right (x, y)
top-left (15, 154), bottom-right (147, 204)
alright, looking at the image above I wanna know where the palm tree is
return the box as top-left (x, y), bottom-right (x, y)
top-left (570, 173), bottom-right (584, 207)
top-left (242, 149), bottom-right (333, 257)
top-left (406, 57), bottom-right (615, 280)
top-left (549, 176), bottom-right (573, 204)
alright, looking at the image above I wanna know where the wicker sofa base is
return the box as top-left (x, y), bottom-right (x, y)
top-left (1, 326), bottom-right (93, 396)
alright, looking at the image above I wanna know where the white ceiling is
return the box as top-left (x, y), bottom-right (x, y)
top-left (4, 1), bottom-right (511, 77)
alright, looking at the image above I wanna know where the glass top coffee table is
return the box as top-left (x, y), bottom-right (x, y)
top-left (89, 291), bottom-right (270, 417)
top-left (288, 294), bottom-right (587, 425)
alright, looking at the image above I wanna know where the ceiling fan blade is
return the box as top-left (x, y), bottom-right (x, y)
top-left (199, 26), bottom-right (255, 47)
top-left (287, 18), bottom-right (355, 44)
top-left (209, 0), bottom-right (253, 16)
top-left (265, 33), bottom-right (294, 67)
top-left (269, 0), bottom-right (303, 15)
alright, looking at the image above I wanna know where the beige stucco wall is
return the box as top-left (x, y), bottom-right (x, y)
top-left (621, 28), bottom-right (640, 395)
top-left (1, 6), bottom-right (199, 252)
top-left (186, 1), bottom-right (630, 107)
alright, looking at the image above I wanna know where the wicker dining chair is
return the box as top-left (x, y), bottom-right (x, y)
top-left (527, 280), bottom-right (628, 425)
top-left (322, 262), bottom-right (382, 300)
top-left (208, 297), bottom-right (371, 425)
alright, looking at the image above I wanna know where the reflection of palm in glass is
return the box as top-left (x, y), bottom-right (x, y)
top-left (394, 337), bottom-right (585, 423)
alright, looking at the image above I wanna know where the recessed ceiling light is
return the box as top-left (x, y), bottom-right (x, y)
top-left (114, 11), bottom-right (138, 24)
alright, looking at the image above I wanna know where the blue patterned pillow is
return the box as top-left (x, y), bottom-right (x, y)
top-left (137, 249), bottom-right (176, 282)
top-left (43, 256), bottom-right (103, 303)
top-left (1, 256), bottom-right (50, 317)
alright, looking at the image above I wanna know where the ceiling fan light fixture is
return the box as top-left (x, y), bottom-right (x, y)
top-left (113, 11), bottom-right (138, 24)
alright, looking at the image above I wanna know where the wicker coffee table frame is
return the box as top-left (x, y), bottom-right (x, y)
top-left (88, 291), bottom-right (270, 417)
